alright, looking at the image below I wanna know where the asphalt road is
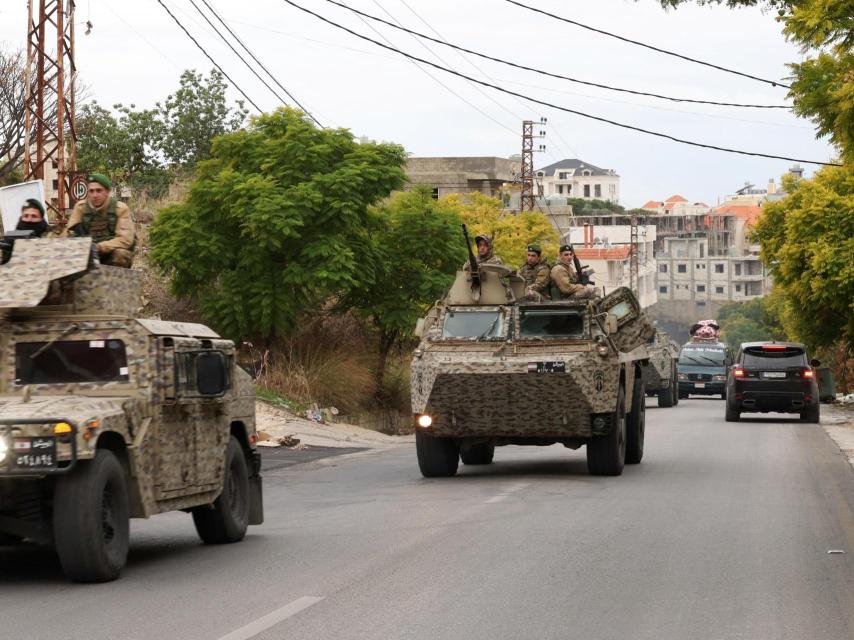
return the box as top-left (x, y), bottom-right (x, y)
top-left (3, 398), bottom-right (854, 640)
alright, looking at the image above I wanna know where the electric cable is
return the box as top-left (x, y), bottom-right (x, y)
top-left (284, 0), bottom-right (838, 167)
top-left (323, 0), bottom-right (789, 108)
top-left (156, 0), bottom-right (262, 112)
top-left (504, 0), bottom-right (791, 89)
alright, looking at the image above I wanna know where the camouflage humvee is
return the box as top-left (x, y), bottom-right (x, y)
top-left (640, 330), bottom-right (680, 408)
top-left (0, 238), bottom-right (263, 582)
top-left (410, 263), bottom-right (655, 477)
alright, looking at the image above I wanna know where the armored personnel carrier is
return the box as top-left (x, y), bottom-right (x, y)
top-left (410, 259), bottom-right (655, 478)
top-left (641, 330), bottom-right (680, 407)
top-left (0, 238), bottom-right (263, 582)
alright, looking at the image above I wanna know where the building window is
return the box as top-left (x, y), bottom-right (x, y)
top-left (558, 185), bottom-right (564, 194)
top-left (594, 184), bottom-right (601, 198)
top-left (583, 184), bottom-right (591, 197)
top-left (715, 264), bottom-right (724, 273)
top-left (537, 184), bottom-right (543, 196)
top-left (677, 264), bottom-right (686, 273)
top-left (659, 264), bottom-right (668, 273)
top-left (558, 172), bottom-right (568, 179)
top-left (659, 286), bottom-right (668, 294)
top-left (695, 264), bottom-right (701, 269)
top-left (431, 187), bottom-right (439, 200)
top-left (715, 286), bottom-right (724, 294)
top-left (735, 264), bottom-right (742, 276)
top-left (697, 285), bottom-right (706, 292)
top-left (735, 284), bottom-right (742, 292)
top-left (536, 171), bottom-right (544, 177)
top-left (697, 300), bottom-right (706, 307)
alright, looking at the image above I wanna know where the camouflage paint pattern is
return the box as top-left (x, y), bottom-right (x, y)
top-left (0, 238), bottom-right (259, 527)
top-left (641, 331), bottom-right (680, 392)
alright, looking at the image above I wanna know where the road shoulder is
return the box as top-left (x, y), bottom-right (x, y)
top-left (822, 402), bottom-right (854, 469)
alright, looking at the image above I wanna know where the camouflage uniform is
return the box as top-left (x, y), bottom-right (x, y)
top-left (550, 261), bottom-right (593, 299)
top-left (518, 260), bottom-right (551, 301)
top-left (64, 197), bottom-right (135, 268)
top-left (463, 234), bottom-right (503, 270)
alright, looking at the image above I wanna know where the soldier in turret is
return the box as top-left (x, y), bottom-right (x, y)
top-left (518, 244), bottom-right (551, 301)
top-left (63, 173), bottom-right (135, 268)
top-left (463, 234), bottom-right (503, 270)
top-left (551, 244), bottom-right (595, 299)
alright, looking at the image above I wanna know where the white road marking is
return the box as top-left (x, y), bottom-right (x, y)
top-left (217, 596), bottom-right (324, 640)
top-left (486, 482), bottom-right (531, 504)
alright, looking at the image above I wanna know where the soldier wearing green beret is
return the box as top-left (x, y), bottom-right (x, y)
top-left (63, 173), bottom-right (135, 268)
top-left (16, 198), bottom-right (52, 237)
top-left (517, 244), bottom-right (551, 301)
top-left (551, 244), bottom-right (594, 299)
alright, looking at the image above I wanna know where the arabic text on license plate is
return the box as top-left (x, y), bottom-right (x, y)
top-left (763, 371), bottom-right (786, 378)
top-left (15, 437), bottom-right (56, 469)
top-left (528, 361), bottom-right (566, 374)
top-left (694, 382), bottom-right (705, 388)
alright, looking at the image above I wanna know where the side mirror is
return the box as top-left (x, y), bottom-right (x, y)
top-left (604, 314), bottom-right (618, 335)
top-left (414, 318), bottom-right (425, 338)
top-left (196, 351), bottom-right (227, 396)
top-left (810, 358), bottom-right (821, 368)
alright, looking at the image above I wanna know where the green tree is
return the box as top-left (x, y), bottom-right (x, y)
top-left (342, 185), bottom-right (466, 396)
top-left (150, 107), bottom-right (407, 344)
top-left (717, 296), bottom-right (787, 348)
top-left (751, 167), bottom-right (854, 351)
top-left (158, 69), bottom-right (248, 169)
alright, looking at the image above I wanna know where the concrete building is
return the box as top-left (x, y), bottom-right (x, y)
top-left (404, 156), bottom-right (519, 199)
top-left (535, 159), bottom-right (620, 203)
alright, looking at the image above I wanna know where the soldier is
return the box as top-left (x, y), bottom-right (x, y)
top-left (464, 233), bottom-right (503, 270)
top-left (15, 198), bottom-right (52, 237)
top-left (64, 173), bottom-right (135, 268)
top-left (550, 244), bottom-right (595, 300)
top-left (518, 244), bottom-right (551, 301)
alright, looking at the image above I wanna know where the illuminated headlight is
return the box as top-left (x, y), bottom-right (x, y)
top-left (416, 414), bottom-right (433, 428)
top-left (596, 344), bottom-right (609, 356)
top-left (0, 437), bottom-right (7, 463)
top-left (678, 373), bottom-right (688, 381)
top-left (712, 375), bottom-right (727, 382)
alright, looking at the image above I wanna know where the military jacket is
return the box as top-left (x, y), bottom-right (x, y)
top-left (550, 261), bottom-right (585, 299)
top-left (518, 261), bottom-right (551, 297)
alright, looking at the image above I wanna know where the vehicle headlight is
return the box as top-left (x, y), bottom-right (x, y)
top-left (416, 414), bottom-right (433, 428)
top-left (713, 375), bottom-right (727, 382)
top-left (678, 373), bottom-right (687, 380)
top-left (0, 436), bottom-right (7, 463)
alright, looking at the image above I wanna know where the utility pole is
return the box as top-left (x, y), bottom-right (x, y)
top-left (520, 118), bottom-right (546, 212)
top-left (629, 214), bottom-right (639, 294)
top-left (23, 0), bottom-right (78, 221)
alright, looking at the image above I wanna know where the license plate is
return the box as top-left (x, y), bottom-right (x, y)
top-left (763, 371), bottom-right (786, 378)
top-left (694, 382), bottom-right (705, 388)
top-left (528, 361), bottom-right (566, 373)
top-left (14, 437), bottom-right (56, 469)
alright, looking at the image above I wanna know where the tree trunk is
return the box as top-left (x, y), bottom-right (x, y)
top-left (375, 329), bottom-right (397, 404)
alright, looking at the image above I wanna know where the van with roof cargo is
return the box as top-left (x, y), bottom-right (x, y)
top-left (677, 341), bottom-right (733, 399)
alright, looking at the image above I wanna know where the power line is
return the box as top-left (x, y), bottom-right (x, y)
top-left (284, 0), bottom-right (839, 167)
top-left (322, 0), bottom-right (789, 109)
top-left (198, 0), bottom-right (322, 126)
top-left (156, 0), bottom-right (262, 112)
top-left (504, 0), bottom-right (791, 90)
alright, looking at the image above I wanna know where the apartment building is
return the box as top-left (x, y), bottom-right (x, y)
top-left (535, 159), bottom-right (620, 203)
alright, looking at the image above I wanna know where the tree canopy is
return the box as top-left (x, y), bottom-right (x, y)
top-left (717, 295), bottom-right (787, 349)
top-left (150, 107), bottom-right (407, 342)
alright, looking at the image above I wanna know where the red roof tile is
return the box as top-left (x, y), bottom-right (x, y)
top-left (641, 200), bottom-right (663, 209)
top-left (665, 195), bottom-right (688, 202)
top-left (574, 246), bottom-right (632, 260)
top-left (712, 204), bottom-right (763, 225)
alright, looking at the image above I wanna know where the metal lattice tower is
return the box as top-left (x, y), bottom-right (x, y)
top-left (520, 120), bottom-right (535, 212)
top-left (629, 214), bottom-right (639, 293)
top-left (23, 0), bottom-right (78, 220)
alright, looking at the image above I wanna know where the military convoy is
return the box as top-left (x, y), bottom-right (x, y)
top-left (410, 258), bottom-right (656, 478)
top-left (0, 238), bottom-right (263, 582)
top-left (641, 331), bottom-right (680, 407)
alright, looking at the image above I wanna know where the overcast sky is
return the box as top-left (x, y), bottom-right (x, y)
top-left (0, 0), bottom-right (836, 207)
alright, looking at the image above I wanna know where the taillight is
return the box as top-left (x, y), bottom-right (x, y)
top-left (803, 369), bottom-right (814, 379)
top-left (733, 368), bottom-right (745, 378)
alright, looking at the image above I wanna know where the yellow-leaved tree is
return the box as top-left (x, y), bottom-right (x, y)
top-left (441, 192), bottom-right (560, 268)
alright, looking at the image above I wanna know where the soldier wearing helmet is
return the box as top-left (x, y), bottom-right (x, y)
top-left (463, 233), bottom-right (503, 270)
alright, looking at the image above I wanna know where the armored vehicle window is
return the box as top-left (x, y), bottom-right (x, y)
top-left (519, 309), bottom-right (585, 339)
top-left (442, 310), bottom-right (503, 339)
top-left (678, 346), bottom-right (726, 366)
top-left (608, 301), bottom-right (633, 322)
top-left (15, 340), bottom-right (129, 385)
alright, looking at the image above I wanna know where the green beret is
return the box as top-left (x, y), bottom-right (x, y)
top-left (22, 198), bottom-right (46, 218)
top-left (87, 173), bottom-right (112, 189)
top-left (527, 244), bottom-right (541, 255)
top-left (559, 244), bottom-right (573, 253)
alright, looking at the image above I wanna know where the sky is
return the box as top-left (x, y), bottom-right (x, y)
top-left (0, 0), bottom-right (836, 207)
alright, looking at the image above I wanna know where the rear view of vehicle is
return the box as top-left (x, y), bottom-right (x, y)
top-left (725, 342), bottom-right (820, 422)
top-left (677, 342), bottom-right (731, 399)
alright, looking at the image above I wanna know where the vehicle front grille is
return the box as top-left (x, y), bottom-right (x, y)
top-left (687, 373), bottom-right (713, 381)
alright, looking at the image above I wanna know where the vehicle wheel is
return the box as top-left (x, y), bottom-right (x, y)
top-left (193, 436), bottom-right (250, 544)
top-left (721, 390), bottom-right (727, 400)
top-left (460, 443), bottom-right (495, 465)
top-left (626, 377), bottom-right (646, 464)
top-left (53, 449), bottom-right (130, 583)
top-left (587, 383), bottom-right (626, 476)
top-left (416, 431), bottom-right (459, 477)
top-left (725, 402), bottom-right (740, 422)
top-left (0, 532), bottom-right (22, 546)
top-left (672, 371), bottom-right (679, 406)
top-left (801, 404), bottom-right (820, 424)
top-left (678, 389), bottom-right (689, 399)
top-left (658, 381), bottom-right (675, 408)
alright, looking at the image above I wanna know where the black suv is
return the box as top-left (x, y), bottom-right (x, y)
top-left (725, 342), bottom-right (820, 423)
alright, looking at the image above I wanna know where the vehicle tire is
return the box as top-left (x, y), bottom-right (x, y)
top-left (460, 443), bottom-right (495, 465)
top-left (658, 380), bottom-right (675, 408)
top-left (587, 383), bottom-right (626, 476)
top-left (672, 371), bottom-right (679, 406)
top-left (725, 402), bottom-right (740, 422)
top-left (192, 437), bottom-right (250, 544)
top-left (801, 404), bottom-right (820, 424)
top-left (721, 390), bottom-right (727, 400)
top-left (416, 431), bottom-right (459, 477)
top-left (53, 449), bottom-right (130, 583)
top-left (678, 389), bottom-right (689, 399)
top-left (0, 532), bottom-right (22, 546)
top-left (626, 377), bottom-right (646, 464)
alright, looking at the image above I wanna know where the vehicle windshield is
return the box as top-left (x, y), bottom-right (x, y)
top-left (442, 310), bottom-right (503, 339)
top-left (742, 347), bottom-right (806, 368)
top-left (679, 346), bottom-right (726, 366)
top-left (15, 339), bottom-right (130, 384)
top-left (519, 308), bottom-right (585, 339)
